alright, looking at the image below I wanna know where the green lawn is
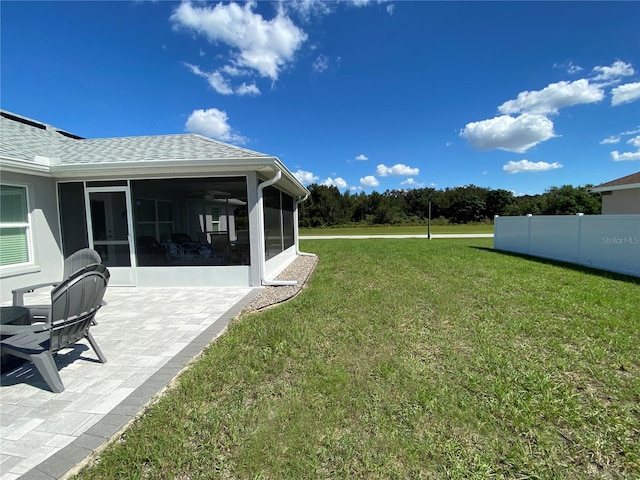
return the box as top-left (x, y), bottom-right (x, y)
top-left (299, 224), bottom-right (494, 236)
top-left (76, 239), bottom-right (639, 479)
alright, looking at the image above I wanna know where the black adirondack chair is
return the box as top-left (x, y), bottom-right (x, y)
top-left (1, 263), bottom-right (110, 393)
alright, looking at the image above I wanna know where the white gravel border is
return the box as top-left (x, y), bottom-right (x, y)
top-left (242, 254), bottom-right (319, 312)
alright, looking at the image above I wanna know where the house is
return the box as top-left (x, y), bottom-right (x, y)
top-left (0, 110), bottom-right (310, 302)
top-left (588, 171), bottom-right (640, 214)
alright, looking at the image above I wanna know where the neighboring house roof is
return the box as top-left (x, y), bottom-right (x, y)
top-left (0, 110), bottom-right (307, 196)
top-left (589, 171), bottom-right (640, 193)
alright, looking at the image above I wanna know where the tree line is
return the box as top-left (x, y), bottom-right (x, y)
top-left (298, 184), bottom-right (603, 227)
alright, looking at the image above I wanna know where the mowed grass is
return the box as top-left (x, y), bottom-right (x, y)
top-left (76, 239), bottom-right (639, 479)
top-left (299, 223), bottom-right (494, 236)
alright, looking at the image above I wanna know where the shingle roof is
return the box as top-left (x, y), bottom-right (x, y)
top-left (0, 112), bottom-right (69, 161)
top-left (589, 172), bottom-right (640, 193)
top-left (0, 110), bottom-right (273, 165)
top-left (593, 171), bottom-right (640, 189)
top-left (57, 134), bottom-right (272, 164)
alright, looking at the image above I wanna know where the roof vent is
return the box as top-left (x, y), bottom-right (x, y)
top-left (1, 111), bottom-right (46, 130)
top-left (56, 129), bottom-right (84, 140)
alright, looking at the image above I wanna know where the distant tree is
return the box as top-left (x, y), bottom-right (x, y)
top-left (541, 185), bottom-right (601, 215)
top-left (449, 193), bottom-right (487, 223)
top-left (297, 182), bottom-right (603, 227)
top-left (301, 184), bottom-right (344, 227)
top-left (351, 192), bottom-right (370, 223)
top-left (508, 194), bottom-right (544, 216)
top-left (405, 188), bottom-right (435, 220)
top-left (485, 189), bottom-right (515, 217)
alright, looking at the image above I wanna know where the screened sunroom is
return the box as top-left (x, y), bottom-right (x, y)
top-left (0, 110), bottom-right (309, 301)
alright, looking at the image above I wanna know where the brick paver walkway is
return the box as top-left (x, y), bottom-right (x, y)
top-left (1, 286), bottom-right (260, 479)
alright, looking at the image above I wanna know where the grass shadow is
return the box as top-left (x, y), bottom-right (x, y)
top-left (473, 246), bottom-right (640, 284)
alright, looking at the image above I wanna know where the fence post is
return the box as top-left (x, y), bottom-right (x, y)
top-left (494, 215), bottom-right (499, 248)
top-left (526, 214), bottom-right (533, 255)
top-left (576, 213), bottom-right (584, 266)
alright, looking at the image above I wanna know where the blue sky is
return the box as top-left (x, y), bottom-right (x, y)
top-left (2, 1), bottom-right (639, 195)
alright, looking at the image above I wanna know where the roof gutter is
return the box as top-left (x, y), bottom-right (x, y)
top-left (257, 170), bottom-right (297, 286)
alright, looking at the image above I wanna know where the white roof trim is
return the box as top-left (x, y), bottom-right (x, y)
top-left (0, 156), bottom-right (53, 177)
top-left (589, 183), bottom-right (640, 193)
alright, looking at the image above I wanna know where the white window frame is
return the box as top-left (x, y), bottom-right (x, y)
top-left (0, 183), bottom-right (33, 270)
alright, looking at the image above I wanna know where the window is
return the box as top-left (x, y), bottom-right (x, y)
top-left (58, 182), bottom-right (89, 257)
top-left (0, 184), bottom-right (30, 266)
top-left (263, 187), bottom-right (295, 260)
top-left (282, 193), bottom-right (294, 250)
top-left (135, 198), bottom-right (174, 243)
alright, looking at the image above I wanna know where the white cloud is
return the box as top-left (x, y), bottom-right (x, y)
top-left (376, 163), bottom-right (420, 176)
top-left (360, 175), bottom-right (379, 188)
top-left (312, 54), bottom-right (329, 73)
top-left (600, 136), bottom-right (620, 145)
top-left (460, 114), bottom-right (556, 153)
top-left (294, 169), bottom-right (319, 184)
top-left (221, 65), bottom-right (249, 76)
top-left (236, 82), bottom-right (261, 96)
top-left (322, 177), bottom-right (348, 189)
top-left (611, 150), bottom-right (640, 161)
top-left (281, 0), bottom-right (334, 20)
top-left (183, 62), bottom-right (261, 96)
top-left (591, 60), bottom-right (635, 85)
top-left (628, 136), bottom-right (640, 148)
top-left (208, 71), bottom-right (234, 95)
top-left (553, 61), bottom-right (583, 75)
top-left (601, 127), bottom-right (640, 146)
top-left (171, 1), bottom-right (307, 81)
top-left (355, 154), bottom-right (368, 161)
top-left (498, 79), bottom-right (604, 116)
top-left (503, 160), bottom-right (563, 174)
top-left (183, 62), bottom-right (207, 77)
top-left (185, 108), bottom-right (246, 144)
top-left (400, 178), bottom-right (424, 187)
top-left (611, 82), bottom-right (640, 106)
top-left (386, 4), bottom-right (395, 15)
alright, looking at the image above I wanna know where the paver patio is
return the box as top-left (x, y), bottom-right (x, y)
top-left (1, 285), bottom-right (261, 480)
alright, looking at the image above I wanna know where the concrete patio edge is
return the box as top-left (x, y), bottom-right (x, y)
top-left (19, 288), bottom-right (262, 480)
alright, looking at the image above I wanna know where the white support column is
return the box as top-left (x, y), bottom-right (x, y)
top-left (245, 172), bottom-right (262, 287)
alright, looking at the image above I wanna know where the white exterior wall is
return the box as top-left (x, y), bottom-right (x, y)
top-left (136, 265), bottom-right (251, 287)
top-left (494, 214), bottom-right (640, 277)
top-left (602, 189), bottom-right (640, 214)
top-left (0, 172), bottom-right (64, 303)
top-left (264, 245), bottom-right (297, 280)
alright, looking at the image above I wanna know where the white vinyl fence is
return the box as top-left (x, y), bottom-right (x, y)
top-left (494, 214), bottom-right (640, 278)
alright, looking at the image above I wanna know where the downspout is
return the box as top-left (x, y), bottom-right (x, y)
top-left (257, 170), bottom-right (297, 286)
top-left (295, 193), bottom-right (316, 257)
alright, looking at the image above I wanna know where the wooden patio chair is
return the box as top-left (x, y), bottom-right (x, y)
top-left (0, 263), bottom-right (110, 393)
